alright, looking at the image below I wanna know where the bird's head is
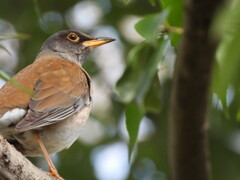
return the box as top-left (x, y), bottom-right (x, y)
top-left (38, 30), bottom-right (115, 65)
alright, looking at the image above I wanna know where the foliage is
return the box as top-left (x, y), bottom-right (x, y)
top-left (115, 10), bottom-right (172, 161)
top-left (213, 1), bottom-right (240, 108)
top-left (0, 33), bottom-right (29, 54)
top-left (1, 0), bottom-right (240, 180)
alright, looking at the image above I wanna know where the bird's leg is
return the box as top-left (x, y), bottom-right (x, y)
top-left (33, 131), bottom-right (64, 180)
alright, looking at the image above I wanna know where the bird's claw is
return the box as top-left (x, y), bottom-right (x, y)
top-left (48, 170), bottom-right (64, 180)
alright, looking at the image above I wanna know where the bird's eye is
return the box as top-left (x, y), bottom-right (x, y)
top-left (67, 33), bottom-right (80, 42)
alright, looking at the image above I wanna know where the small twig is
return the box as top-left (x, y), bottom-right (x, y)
top-left (0, 135), bottom-right (55, 180)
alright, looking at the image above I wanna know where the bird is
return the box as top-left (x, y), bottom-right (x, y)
top-left (0, 30), bottom-right (115, 180)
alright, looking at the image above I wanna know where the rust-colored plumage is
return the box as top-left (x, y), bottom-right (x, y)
top-left (0, 30), bottom-right (114, 180)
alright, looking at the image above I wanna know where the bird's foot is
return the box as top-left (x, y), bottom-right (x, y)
top-left (48, 169), bottom-right (64, 180)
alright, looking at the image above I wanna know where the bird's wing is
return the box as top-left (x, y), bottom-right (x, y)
top-left (15, 61), bottom-right (91, 132)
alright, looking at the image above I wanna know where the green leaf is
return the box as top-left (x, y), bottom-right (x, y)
top-left (0, 33), bottom-right (30, 41)
top-left (135, 10), bottom-right (169, 41)
top-left (213, 1), bottom-right (240, 108)
top-left (160, 0), bottom-right (183, 26)
top-left (33, 0), bottom-right (44, 24)
top-left (149, 0), bottom-right (156, 6)
top-left (115, 38), bottom-right (170, 109)
top-left (0, 70), bottom-right (10, 81)
top-left (160, 0), bottom-right (183, 46)
top-left (144, 75), bottom-right (162, 113)
top-left (0, 33), bottom-right (29, 55)
top-left (123, 0), bottom-right (133, 4)
top-left (0, 70), bottom-right (33, 96)
top-left (115, 42), bottom-right (153, 103)
top-left (125, 102), bottom-right (144, 161)
top-left (135, 38), bottom-right (170, 106)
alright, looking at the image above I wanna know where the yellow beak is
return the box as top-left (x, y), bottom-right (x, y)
top-left (83, 37), bottom-right (115, 48)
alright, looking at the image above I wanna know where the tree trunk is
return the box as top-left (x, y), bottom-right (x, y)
top-left (169, 0), bottom-right (225, 180)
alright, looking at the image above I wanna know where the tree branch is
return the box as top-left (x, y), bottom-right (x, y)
top-left (169, 0), bottom-right (225, 180)
top-left (0, 135), bottom-right (55, 180)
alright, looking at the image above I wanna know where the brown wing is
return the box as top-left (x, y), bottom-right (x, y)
top-left (15, 60), bottom-right (91, 132)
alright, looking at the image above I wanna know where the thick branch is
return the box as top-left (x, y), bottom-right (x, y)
top-left (169, 0), bottom-right (224, 180)
top-left (0, 135), bottom-right (54, 180)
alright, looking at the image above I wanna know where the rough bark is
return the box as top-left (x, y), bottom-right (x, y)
top-left (0, 135), bottom-right (55, 180)
top-left (169, 0), bottom-right (225, 180)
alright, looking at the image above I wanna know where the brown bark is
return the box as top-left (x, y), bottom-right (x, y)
top-left (0, 135), bottom-right (55, 180)
top-left (169, 0), bottom-right (225, 180)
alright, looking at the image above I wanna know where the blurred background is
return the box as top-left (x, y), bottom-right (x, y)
top-left (1, 0), bottom-right (240, 180)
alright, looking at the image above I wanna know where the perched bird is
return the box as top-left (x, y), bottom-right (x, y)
top-left (0, 30), bottom-right (115, 179)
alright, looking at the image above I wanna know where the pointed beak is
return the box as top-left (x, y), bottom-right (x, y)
top-left (83, 37), bottom-right (115, 48)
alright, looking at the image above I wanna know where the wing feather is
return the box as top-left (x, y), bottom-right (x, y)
top-left (15, 61), bottom-right (91, 132)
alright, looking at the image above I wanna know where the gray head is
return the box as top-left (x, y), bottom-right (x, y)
top-left (37, 30), bottom-right (115, 65)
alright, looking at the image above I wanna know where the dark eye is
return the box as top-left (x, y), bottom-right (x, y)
top-left (67, 33), bottom-right (80, 42)
top-left (69, 34), bottom-right (77, 40)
